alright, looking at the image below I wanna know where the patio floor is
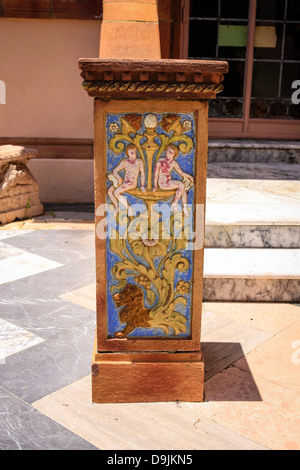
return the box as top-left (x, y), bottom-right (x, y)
top-left (0, 209), bottom-right (299, 450)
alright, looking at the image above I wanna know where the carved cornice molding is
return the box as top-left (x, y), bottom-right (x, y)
top-left (81, 80), bottom-right (224, 99)
top-left (78, 58), bottom-right (228, 100)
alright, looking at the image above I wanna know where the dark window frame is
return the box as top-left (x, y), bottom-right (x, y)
top-left (184, 0), bottom-right (300, 139)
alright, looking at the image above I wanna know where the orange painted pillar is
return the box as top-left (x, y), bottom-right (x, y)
top-left (99, 0), bottom-right (161, 59)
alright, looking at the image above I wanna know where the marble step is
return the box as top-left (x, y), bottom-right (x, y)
top-left (205, 223), bottom-right (300, 248)
top-left (203, 248), bottom-right (300, 302)
top-left (205, 176), bottom-right (300, 248)
top-left (207, 161), bottom-right (300, 181)
top-left (208, 140), bottom-right (300, 164)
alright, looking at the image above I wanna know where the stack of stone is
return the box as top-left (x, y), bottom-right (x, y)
top-left (0, 145), bottom-right (43, 224)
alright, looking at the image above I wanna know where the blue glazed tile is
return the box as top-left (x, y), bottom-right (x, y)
top-left (104, 112), bottom-right (197, 339)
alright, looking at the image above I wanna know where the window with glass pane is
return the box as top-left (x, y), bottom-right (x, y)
top-left (188, 0), bottom-right (249, 118)
top-left (251, 0), bottom-right (300, 119)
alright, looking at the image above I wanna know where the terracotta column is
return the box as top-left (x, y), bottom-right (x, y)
top-left (79, 1), bottom-right (228, 403)
top-left (99, 0), bottom-right (161, 59)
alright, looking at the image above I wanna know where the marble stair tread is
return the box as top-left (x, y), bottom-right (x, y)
top-left (206, 177), bottom-right (300, 205)
top-left (206, 178), bottom-right (300, 224)
top-left (208, 139), bottom-right (300, 149)
top-left (203, 248), bottom-right (300, 301)
top-left (207, 162), bottom-right (300, 181)
top-left (205, 175), bottom-right (300, 248)
top-left (204, 248), bottom-right (300, 279)
top-left (208, 139), bottom-right (300, 164)
top-left (206, 203), bottom-right (300, 225)
top-left (204, 222), bottom-right (300, 248)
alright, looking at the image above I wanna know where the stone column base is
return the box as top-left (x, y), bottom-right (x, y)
top-left (92, 341), bottom-right (204, 403)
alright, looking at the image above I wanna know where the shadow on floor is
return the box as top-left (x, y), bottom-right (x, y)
top-left (202, 342), bottom-right (262, 402)
top-left (34, 203), bottom-right (95, 223)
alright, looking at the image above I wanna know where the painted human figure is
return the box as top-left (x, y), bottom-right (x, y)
top-left (108, 144), bottom-right (145, 216)
top-left (153, 144), bottom-right (194, 216)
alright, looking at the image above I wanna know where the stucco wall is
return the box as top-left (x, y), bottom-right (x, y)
top-left (0, 18), bottom-right (100, 139)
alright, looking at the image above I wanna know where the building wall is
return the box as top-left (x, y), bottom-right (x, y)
top-left (0, 18), bottom-right (100, 139)
top-left (0, 7), bottom-right (179, 204)
top-left (0, 10), bottom-right (175, 204)
top-left (0, 8), bottom-right (176, 202)
top-left (0, 18), bottom-right (100, 202)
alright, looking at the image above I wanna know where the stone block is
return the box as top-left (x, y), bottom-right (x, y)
top-left (0, 145), bottom-right (43, 225)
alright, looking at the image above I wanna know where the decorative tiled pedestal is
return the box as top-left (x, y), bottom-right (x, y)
top-left (79, 0), bottom-right (227, 403)
top-left (0, 145), bottom-right (43, 225)
top-left (79, 58), bottom-right (227, 402)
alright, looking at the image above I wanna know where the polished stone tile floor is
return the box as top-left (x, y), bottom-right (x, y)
top-left (0, 211), bottom-right (299, 450)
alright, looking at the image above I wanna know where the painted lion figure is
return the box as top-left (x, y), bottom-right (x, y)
top-left (113, 284), bottom-right (151, 337)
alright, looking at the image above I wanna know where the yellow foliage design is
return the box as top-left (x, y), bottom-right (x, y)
top-left (107, 113), bottom-right (194, 336)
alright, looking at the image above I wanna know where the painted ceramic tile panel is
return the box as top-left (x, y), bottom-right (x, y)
top-left (105, 112), bottom-right (196, 339)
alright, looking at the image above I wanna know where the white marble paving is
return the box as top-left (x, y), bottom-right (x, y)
top-left (207, 179), bottom-right (300, 205)
top-left (0, 252), bottom-right (62, 285)
top-left (0, 318), bottom-right (44, 362)
top-left (0, 242), bottom-right (28, 261)
top-left (0, 230), bottom-right (34, 241)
